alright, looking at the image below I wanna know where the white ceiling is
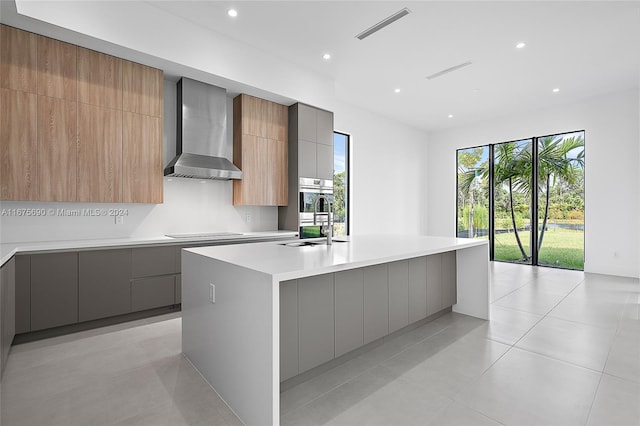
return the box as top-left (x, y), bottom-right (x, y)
top-left (145, 1), bottom-right (640, 132)
top-left (4, 1), bottom-right (639, 132)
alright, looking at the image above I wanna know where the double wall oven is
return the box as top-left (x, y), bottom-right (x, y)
top-left (299, 177), bottom-right (333, 239)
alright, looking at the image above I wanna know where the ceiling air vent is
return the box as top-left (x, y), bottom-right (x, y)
top-left (355, 7), bottom-right (411, 40)
top-left (426, 61), bottom-right (473, 80)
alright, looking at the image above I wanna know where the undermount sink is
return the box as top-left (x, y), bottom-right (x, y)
top-left (280, 239), bottom-right (347, 247)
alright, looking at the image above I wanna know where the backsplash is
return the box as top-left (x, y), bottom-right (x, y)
top-left (0, 177), bottom-right (277, 244)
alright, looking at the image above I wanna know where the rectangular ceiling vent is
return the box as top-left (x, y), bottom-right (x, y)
top-left (426, 61), bottom-right (473, 80)
top-left (355, 7), bottom-right (411, 40)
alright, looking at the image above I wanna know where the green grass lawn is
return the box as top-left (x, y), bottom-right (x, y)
top-left (491, 228), bottom-right (584, 270)
top-left (473, 227), bottom-right (584, 270)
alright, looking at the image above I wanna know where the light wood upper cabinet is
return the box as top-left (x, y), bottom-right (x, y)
top-left (37, 36), bottom-right (76, 100)
top-left (77, 103), bottom-right (123, 203)
top-left (0, 24), bottom-right (164, 203)
top-left (123, 112), bottom-right (163, 203)
top-left (0, 88), bottom-right (37, 200)
top-left (77, 47), bottom-right (123, 110)
top-left (37, 96), bottom-right (77, 201)
top-left (122, 61), bottom-right (163, 118)
top-left (0, 26), bottom-right (37, 93)
top-left (233, 94), bottom-right (288, 206)
top-left (234, 134), bottom-right (267, 205)
top-left (269, 138), bottom-right (288, 205)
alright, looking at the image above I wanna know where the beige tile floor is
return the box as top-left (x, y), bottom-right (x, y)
top-left (2, 262), bottom-right (638, 425)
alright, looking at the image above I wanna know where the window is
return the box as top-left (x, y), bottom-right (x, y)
top-left (333, 132), bottom-right (349, 237)
top-left (456, 131), bottom-right (584, 270)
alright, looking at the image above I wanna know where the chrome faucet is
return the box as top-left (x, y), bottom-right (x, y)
top-left (313, 195), bottom-right (332, 245)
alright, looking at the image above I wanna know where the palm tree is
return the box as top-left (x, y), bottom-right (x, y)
top-left (533, 135), bottom-right (584, 251)
top-left (494, 142), bottom-right (530, 260)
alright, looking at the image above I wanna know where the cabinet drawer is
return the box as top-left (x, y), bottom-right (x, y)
top-left (131, 246), bottom-right (177, 278)
top-left (131, 275), bottom-right (176, 312)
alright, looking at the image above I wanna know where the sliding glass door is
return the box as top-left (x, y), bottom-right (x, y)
top-left (536, 131), bottom-right (585, 269)
top-left (493, 139), bottom-right (533, 265)
top-left (456, 131), bottom-right (584, 270)
top-left (456, 146), bottom-right (489, 239)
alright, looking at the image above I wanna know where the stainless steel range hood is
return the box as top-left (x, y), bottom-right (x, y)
top-left (164, 78), bottom-right (242, 180)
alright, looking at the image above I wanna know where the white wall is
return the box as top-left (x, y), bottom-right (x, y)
top-left (0, 179), bottom-right (277, 243)
top-left (426, 89), bottom-right (640, 278)
top-left (333, 101), bottom-right (428, 236)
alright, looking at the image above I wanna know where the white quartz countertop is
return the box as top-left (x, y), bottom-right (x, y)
top-left (0, 230), bottom-right (298, 267)
top-left (186, 234), bottom-right (488, 281)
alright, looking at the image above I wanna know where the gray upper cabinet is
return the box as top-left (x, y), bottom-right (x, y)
top-left (408, 257), bottom-right (427, 323)
top-left (298, 139), bottom-right (317, 179)
top-left (363, 264), bottom-right (388, 345)
top-left (442, 251), bottom-right (457, 308)
top-left (316, 109), bottom-right (333, 146)
top-left (292, 103), bottom-right (333, 180)
top-left (131, 246), bottom-right (177, 278)
top-left (426, 254), bottom-right (443, 315)
top-left (79, 249), bottom-right (132, 322)
top-left (298, 273), bottom-right (334, 373)
top-left (316, 143), bottom-right (334, 181)
top-left (279, 279), bottom-right (298, 381)
top-left (30, 252), bottom-right (78, 331)
top-left (297, 104), bottom-right (317, 142)
top-left (388, 260), bottom-right (409, 333)
top-left (334, 268), bottom-right (364, 357)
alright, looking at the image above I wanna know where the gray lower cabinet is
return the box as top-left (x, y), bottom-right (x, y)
top-left (131, 246), bottom-right (177, 278)
top-left (79, 249), bottom-right (132, 322)
top-left (31, 252), bottom-right (78, 331)
top-left (14, 255), bottom-right (30, 333)
top-left (408, 257), bottom-right (427, 323)
top-left (175, 274), bottom-right (181, 304)
top-left (426, 254), bottom-right (443, 315)
top-left (279, 279), bottom-right (298, 381)
top-left (363, 264), bottom-right (388, 345)
top-left (1, 257), bottom-right (16, 372)
top-left (442, 251), bottom-right (457, 307)
top-left (280, 251), bottom-right (458, 382)
top-left (388, 260), bottom-right (409, 333)
top-left (131, 276), bottom-right (175, 311)
top-left (298, 273), bottom-right (334, 373)
top-left (334, 269), bottom-right (364, 357)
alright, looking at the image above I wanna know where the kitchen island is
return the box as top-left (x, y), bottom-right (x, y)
top-left (181, 234), bottom-right (489, 426)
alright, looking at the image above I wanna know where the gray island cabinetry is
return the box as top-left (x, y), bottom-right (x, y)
top-left (182, 234), bottom-right (489, 426)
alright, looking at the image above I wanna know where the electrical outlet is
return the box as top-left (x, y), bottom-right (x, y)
top-left (209, 283), bottom-right (215, 303)
top-left (115, 216), bottom-right (124, 225)
top-left (245, 214), bottom-right (252, 223)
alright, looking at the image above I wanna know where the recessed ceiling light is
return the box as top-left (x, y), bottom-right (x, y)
top-left (394, 88), bottom-right (401, 93)
top-left (448, 114), bottom-right (454, 118)
top-left (227, 9), bottom-right (238, 17)
top-left (516, 42), bottom-right (526, 49)
top-left (553, 88), bottom-right (560, 93)
top-left (322, 53), bottom-right (331, 60)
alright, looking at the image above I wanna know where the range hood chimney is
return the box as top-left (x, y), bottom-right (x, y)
top-left (164, 78), bottom-right (242, 180)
